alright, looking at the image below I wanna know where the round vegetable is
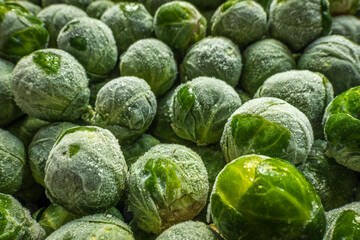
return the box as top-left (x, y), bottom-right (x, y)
top-left (11, 48), bottom-right (90, 122)
top-left (329, 0), bottom-right (359, 15)
top-left (44, 126), bottom-right (128, 215)
top-left (331, 15), bottom-right (360, 45)
top-left (86, 0), bottom-right (115, 19)
top-left (128, 144), bottom-right (209, 234)
top-left (210, 154), bottom-right (326, 240)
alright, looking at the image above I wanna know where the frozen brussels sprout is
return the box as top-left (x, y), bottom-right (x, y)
top-left (0, 129), bottom-right (26, 194)
top-left (211, 0), bottom-right (267, 49)
top-left (221, 97), bottom-right (314, 165)
top-left (171, 77), bottom-right (242, 145)
top-left (44, 126), bottom-right (128, 215)
top-left (180, 36), bottom-right (242, 87)
top-left (47, 214), bottom-right (135, 240)
top-left (84, 77), bottom-right (157, 144)
top-left (154, 1), bottom-right (207, 52)
top-left (12, 48), bottom-right (90, 122)
top-left (0, 193), bottom-right (46, 239)
top-left (331, 15), bottom-right (360, 45)
top-left (210, 154), bottom-right (326, 240)
top-left (120, 38), bottom-right (178, 97)
top-left (156, 221), bottom-right (221, 240)
top-left (298, 35), bottom-right (360, 95)
top-left (269, 0), bottom-right (332, 52)
top-left (0, 58), bottom-right (23, 127)
top-left (101, 2), bottom-right (153, 52)
top-left (240, 38), bottom-right (296, 96)
top-left (28, 122), bottom-right (78, 187)
top-left (14, 1), bottom-right (41, 15)
top-left (254, 70), bottom-right (334, 139)
top-left (128, 144), bottom-right (209, 234)
top-left (58, 17), bottom-right (118, 80)
top-left (86, 0), bottom-right (115, 19)
top-left (0, 1), bottom-right (49, 61)
top-left (329, 0), bottom-right (359, 15)
top-left (37, 4), bottom-right (87, 47)
top-left (323, 86), bottom-right (360, 172)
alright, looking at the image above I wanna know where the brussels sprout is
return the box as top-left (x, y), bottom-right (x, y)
top-left (58, 17), bottom-right (118, 80)
top-left (298, 35), bottom-right (360, 95)
top-left (11, 48), bottom-right (90, 122)
top-left (37, 4), bottom-right (87, 48)
top-left (240, 38), bottom-right (296, 96)
top-left (221, 97), bottom-right (314, 165)
top-left (47, 214), bottom-right (135, 239)
top-left (0, 58), bottom-right (23, 127)
top-left (297, 140), bottom-right (358, 211)
top-left (269, 0), bottom-right (332, 52)
top-left (323, 86), bottom-right (360, 172)
top-left (86, 0), bottom-right (115, 19)
top-left (331, 15), bottom-right (360, 45)
top-left (101, 2), bottom-right (153, 52)
top-left (171, 77), bottom-right (242, 146)
top-left (14, 1), bottom-right (42, 15)
top-left (210, 154), bottom-right (326, 240)
top-left (84, 77), bottom-right (157, 144)
top-left (120, 38), bottom-right (178, 97)
top-left (138, 0), bottom-right (174, 15)
top-left (154, 1), bottom-right (207, 52)
top-left (180, 36), bottom-right (242, 87)
top-left (44, 126), bottom-right (128, 215)
top-left (211, 0), bottom-right (267, 49)
top-left (0, 193), bottom-right (46, 239)
top-left (156, 221), bottom-right (221, 240)
top-left (0, 1), bottom-right (49, 61)
top-left (28, 122), bottom-right (78, 187)
top-left (329, 0), bottom-right (359, 15)
top-left (0, 129), bottom-right (26, 194)
top-left (128, 144), bottom-right (209, 234)
top-left (254, 70), bottom-right (334, 139)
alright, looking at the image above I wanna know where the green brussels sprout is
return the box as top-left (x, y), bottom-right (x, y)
top-left (210, 154), bottom-right (326, 240)
top-left (331, 15), bottom-right (360, 45)
top-left (119, 38), bottom-right (178, 97)
top-left (0, 58), bottom-right (23, 127)
top-left (37, 4), bottom-right (87, 48)
top-left (0, 193), bottom-right (46, 239)
top-left (322, 86), bottom-right (360, 172)
top-left (329, 0), bottom-right (359, 15)
top-left (14, 1), bottom-right (42, 15)
top-left (221, 97), bottom-right (314, 165)
top-left (171, 77), bottom-right (242, 146)
top-left (28, 122), bottom-right (78, 187)
top-left (86, 0), bottom-right (115, 19)
top-left (254, 70), bottom-right (334, 139)
top-left (57, 17), bottom-right (118, 80)
top-left (0, 1), bottom-right (49, 61)
top-left (180, 36), bottom-right (242, 87)
top-left (211, 0), bottom-right (267, 49)
top-left (298, 35), bottom-right (360, 95)
top-left (154, 1), bottom-right (207, 52)
top-left (84, 77), bottom-right (157, 144)
top-left (46, 214), bottom-right (135, 239)
top-left (101, 2), bottom-right (153, 52)
top-left (156, 221), bottom-right (221, 240)
top-left (0, 129), bottom-right (26, 194)
top-left (11, 48), bottom-right (90, 122)
top-left (297, 140), bottom-right (359, 211)
top-left (268, 0), bottom-right (332, 52)
top-left (240, 38), bottom-right (296, 96)
top-left (44, 126), bottom-right (128, 215)
top-left (128, 144), bottom-right (209, 234)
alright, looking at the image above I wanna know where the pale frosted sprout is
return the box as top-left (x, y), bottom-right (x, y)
top-left (331, 15), bottom-right (360, 45)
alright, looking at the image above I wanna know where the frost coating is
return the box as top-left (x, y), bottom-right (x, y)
top-left (171, 77), bottom-right (242, 146)
top-left (84, 77), bottom-right (157, 144)
top-left (86, 0), bottom-right (115, 19)
top-left (58, 17), bottom-right (118, 80)
top-left (128, 144), bottom-right (209, 234)
top-left (180, 36), bottom-right (242, 87)
top-left (44, 126), bottom-right (128, 215)
top-left (11, 48), bottom-right (90, 122)
top-left (255, 70), bottom-right (334, 139)
top-left (120, 38), bottom-right (178, 97)
top-left (211, 0), bottom-right (267, 49)
top-left (221, 97), bottom-right (314, 165)
top-left (331, 15), bottom-right (360, 45)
